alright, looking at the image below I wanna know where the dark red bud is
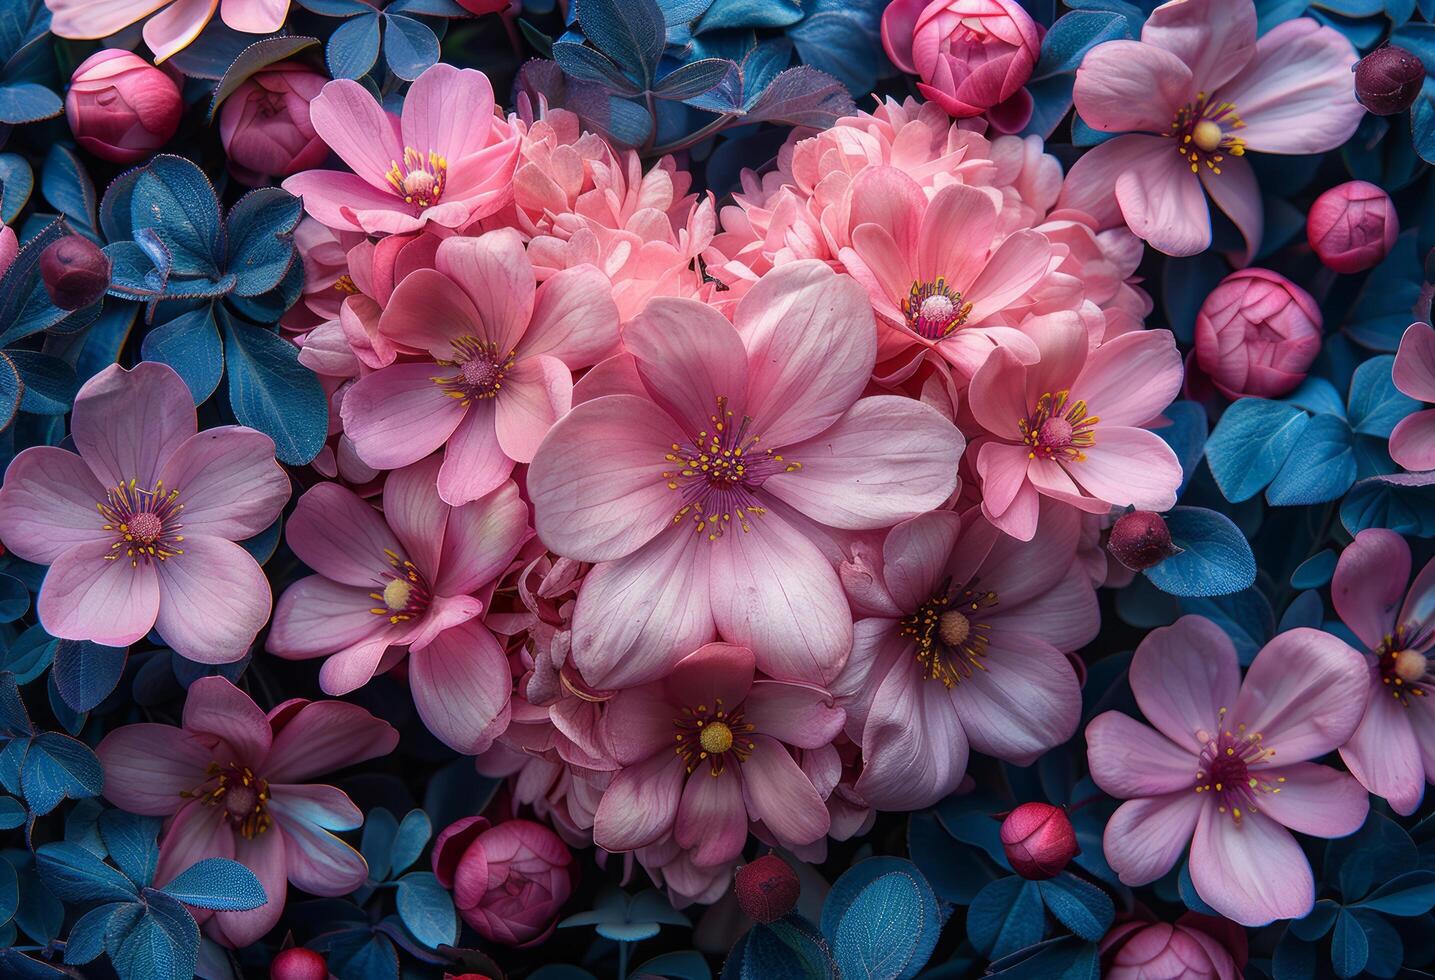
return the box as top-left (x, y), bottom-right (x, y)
top-left (999, 802), bottom-right (1078, 880)
top-left (270, 947), bottom-right (328, 980)
top-left (734, 853), bottom-right (800, 923)
top-left (39, 235), bottom-right (110, 310)
top-left (1354, 45), bottom-right (1425, 116)
top-left (1108, 511), bottom-right (1179, 571)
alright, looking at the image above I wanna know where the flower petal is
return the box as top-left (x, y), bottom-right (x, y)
top-left (341, 363), bottom-right (467, 471)
top-left (264, 702), bottom-right (398, 783)
top-left (307, 79), bottom-right (403, 187)
top-left (1258, 762), bottom-right (1370, 837)
top-left (407, 619), bottom-right (512, 754)
top-left (38, 539), bottom-right (160, 648)
top-left (947, 632), bottom-right (1080, 765)
top-left (1072, 39), bottom-right (1193, 133)
top-left (1103, 792), bottom-right (1201, 886)
top-left (158, 427), bottom-right (289, 540)
top-left (1087, 711), bottom-right (1199, 798)
top-left (675, 771), bottom-right (748, 867)
top-left (286, 482), bottom-right (400, 587)
top-left (593, 752), bottom-right (685, 852)
top-left (1332, 528), bottom-right (1409, 651)
top-left (1189, 807), bottom-right (1313, 926)
top-left (97, 724), bottom-right (215, 815)
top-left (624, 296), bottom-right (749, 438)
top-left (154, 536), bottom-right (272, 664)
top-left (72, 363), bottom-right (196, 489)
top-left (1232, 628), bottom-right (1369, 762)
top-left (740, 735), bottom-right (829, 848)
top-left (1130, 615), bottom-right (1241, 750)
top-left (0, 447), bottom-right (110, 563)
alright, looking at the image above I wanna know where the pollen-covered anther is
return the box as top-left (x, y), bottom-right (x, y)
top-left (1019, 391), bottom-right (1098, 462)
top-left (385, 146), bottom-right (448, 207)
top-left (674, 698), bottom-right (755, 775)
top-left (369, 549), bottom-right (433, 624)
top-left (98, 478), bottom-right (185, 566)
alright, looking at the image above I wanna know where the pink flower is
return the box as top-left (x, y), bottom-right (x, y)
top-left (341, 230), bottom-right (619, 505)
top-left (1101, 914), bottom-right (1246, 980)
top-left (432, 816), bottom-right (575, 946)
top-left (96, 676), bottom-right (398, 946)
top-left (64, 50), bottom-right (182, 164)
top-left (48, 0), bottom-right (290, 63)
top-left (1307, 180), bottom-right (1399, 274)
top-left (283, 64), bottom-right (521, 235)
top-left (1059, 0), bottom-right (1363, 260)
top-left (881, 0), bottom-right (1040, 133)
top-left (0, 362), bottom-right (289, 661)
top-left (1331, 528), bottom-right (1435, 815)
top-left (1085, 616), bottom-right (1370, 926)
top-left (1194, 268), bottom-right (1322, 400)
top-left (969, 314), bottom-right (1184, 540)
top-left (219, 62), bottom-right (328, 186)
top-left (1391, 322), bottom-right (1435, 471)
top-left (0, 222), bottom-right (17, 281)
top-left (266, 455), bottom-right (528, 753)
top-left (592, 642), bottom-right (844, 864)
top-left (831, 505), bottom-right (1093, 810)
top-left (527, 262), bottom-right (966, 689)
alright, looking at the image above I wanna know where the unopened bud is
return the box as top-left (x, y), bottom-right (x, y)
top-left (1108, 511), bottom-right (1179, 572)
top-left (270, 947), bottom-right (328, 980)
top-left (1354, 45), bottom-right (1425, 116)
top-left (39, 235), bottom-right (110, 310)
top-left (734, 853), bottom-right (800, 923)
top-left (1000, 802), bottom-right (1078, 880)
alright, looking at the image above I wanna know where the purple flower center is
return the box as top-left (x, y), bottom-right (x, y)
top-left (1376, 624), bottom-right (1433, 706)
top-left (98, 479), bottom-right (185, 566)
top-left (1019, 390), bottom-right (1098, 463)
top-left (902, 580), bottom-right (1000, 688)
top-left (1166, 92), bottom-right (1247, 175)
top-left (187, 762), bottom-right (272, 838)
top-left (1193, 709), bottom-right (1281, 825)
top-left (385, 146), bottom-right (448, 207)
top-left (433, 336), bottom-right (515, 405)
top-left (369, 549), bottom-right (433, 625)
top-left (902, 277), bottom-right (971, 340)
top-left (674, 696), bottom-right (755, 776)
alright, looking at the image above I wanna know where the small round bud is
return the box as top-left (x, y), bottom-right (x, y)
top-left (39, 235), bottom-right (111, 310)
top-left (999, 802), bottom-right (1078, 880)
top-left (734, 853), bottom-right (800, 923)
top-left (1307, 181), bottom-right (1398, 275)
top-left (1108, 512), bottom-right (1178, 572)
top-left (1354, 45), bottom-right (1425, 116)
top-left (270, 947), bottom-right (328, 980)
top-left (65, 49), bottom-right (182, 164)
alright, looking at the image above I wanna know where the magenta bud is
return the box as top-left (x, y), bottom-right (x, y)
top-left (1354, 45), bottom-right (1425, 116)
top-left (269, 947), bottom-right (328, 980)
top-left (1000, 802), bottom-right (1079, 880)
top-left (1108, 511), bottom-right (1179, 572)
top-left (1307, 180), bottom-right (1398, 275)
top-left (40, 235), bottom-right (111, 310)
top-left (734, 853), bottom-right (800, 923)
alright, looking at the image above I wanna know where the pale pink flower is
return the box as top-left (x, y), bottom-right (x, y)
top-left (1086, 616), bottom-right (1370, 926)
top-left (1060, 0), bottom-right (1363, 260)
top-left (340, 230), bottom-right (618, 505)
top-left (1332, 528), bottom-right (1435, 815)
top-left (527, 262), bottom-right (966, 689)
top-left (48, 0), bottom-right (291, 63)
top-left (831, 505), bottom-right (1094, 810)
top-left (266, 455), bottom-right (528, 753)
top-left (969, 314), bottom-right (1184, 540)
top-left (0, 362), bottom-right (289, 661)
top-left (96, 677), bottom-right (398, 946)
top-left (592, 643), bottom-right (844, 866)
top-left (1391, 322), bottom-right (1435, 471)
top-left (283, 65), bottom-right (521, 236)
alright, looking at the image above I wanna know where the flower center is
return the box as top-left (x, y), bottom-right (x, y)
top-left (385, 147), bottom-right (448, 207)
top-left (1019, 391), bottom-right (1098, 463)
top-left (1193, 709), bottom-right (1280, 825)
top-left (332, 274), bottom-right (358, 295)
top-left (187, 762), bottom-right (272, 838)
top-left (369, 549), bottom-right (433, 625)
top-left (674, 698), bottom-right (755, 776)
top-left (98, 479), bottom-right (185, 566)
top-left (901, 580), bottom-right (1000, 688)
top-left (662, 397), bottom-right (801, 541)
top-left (432, 336), bottom-right (516, 406)
top-left (1166, 92), bottom-right (1246, 175)
top-left (1377, 625), bottom-right (1431, 706)
top-left (903, 277), bottom-right (972, 340)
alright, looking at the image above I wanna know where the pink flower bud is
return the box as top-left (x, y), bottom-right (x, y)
top-left (999, 802), bottom-right (1078, 880)
top-left (432, 817), bottom-right (575, 947)
top-left (1307, 180), bottom-right (1399, 274)
top-left (455, 0), bottom-right (511, 12)
top-left (881, 0), bottom-right (1040, 133)
top-left (40, 235), bottom-right (110, 310)
top-left (734, 853), bottom-right (800, 922)
top-left (65, 50), bottom-right (182, 164)
top-left (1108, 511), bottom-right (1179, 572)
top-left (1354, 45), bottom-right (1425, 116)
top-left (269, 947), bottom-right (328, 980)
top-left (1194, 268), bottom-right (1323, 400)
top-left (1101, 917), bottom-right (1242, 980)
top-left (218, 62), bottom-right (330, 186)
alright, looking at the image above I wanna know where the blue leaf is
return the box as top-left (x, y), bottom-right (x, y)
top-left (831, 871), bottom-right (939, 979)
top-left (1331, 908), bottom-right (1368, 979)
top-left (160, 858), bottom-right (267, 910)
top-left (1205, 398), bottom-right (1309, 502)
top-left (1144, 506), bottom-right (1255, 597)
top-left (654, 58), bottom-right (736, 101)
top-left (222, 319), bottom-right (329, 465)
top-left (788, 0), bottom-right (887, 95)
top-left (327, 12), bottom-right (382, 80)
top-left (553, 42), bottom-right (643, 93)
top-left (1355, 870), bottom-right (1435, 916)
top-left (1283, 376), bottom-right (1346, 418)
top-left (579, 0), bottom-right (666, 88)
top-left (0, 796), bottom-right (23, 830)
top-left (1032, 10), bottom-right (1131, 80)
top-left (41, 145), bottom-right (97, 237)
top-left (985, 935), bottom-right (1100, 979)
top-left (395, 871), bottom-right (457, 949)
top-left (361, 807), bottom-right (399, 882)
top-left (1277, 589), bottom-right (1324, 632)
top-left (1342, 472), bottom-right (1435, 537)
top-left (383, 14), bottom-right (441, 81)
top-left (0, 351), bottom-right (18, 431)
top-left (20, 732), bottom-right (103, 815)
top-left (129, 157), bottom-right (225, 279)
top-left (1177, 861), bottom-right (1217, 915)
top-left (1289, 899), bottom-right (1340, 941)
top-left (744, 66), bottom-right (854, 127)
top-left (967, 877), bottom-right (1045, 959)
top-left (1345, 231), bottom-right (1423, 350)
top-left (51, 640), bottom-right (127, 713)
top-left (389, 809), bottom-right (431, 876)
top-left (1036, 873), bottom-right (1114, 942)
top-left (1291, 549), bottom-right (1337, 589)
top-left (110, 891), bottom-right (199, 980)
top-left (728, 917), bottom-right (838, 979)
top-left (1180, 588), bottom-right (1273, 664)
top-left (3, 625), bottom-right (54, 686)
top-left (1266, 414), bottom-right (1357, 505)
top-left (9, 351), bottom-right (78, 415)
top-left (238, 516), bottom-right (282, 566)
top-left (62, 901), bottom-right (123, 964)
top-left (1347, 354), bottom-right (1418, 437)
top-left (98, 811), bottom-right (162, 888)
top-left (142, 307), bottom-right (224, 405)
top-left (34, 842), bottom-right (136, 903)
top-left (225, 188), bottom-right (302, 298)
top-left (0, 82), bottom-right (61, 124)
top-left (0, 573), bottom-right (29, 623)
top-left (1152, 400), bottom-right (1207, 495)
top-left (0, 855), bottom-right (15, 926)
top-left (696, 0), bottom-right (803, 31)
top-left (1350, 909), bottom-right (1402, 977)
top-left (0, 153), bottom-right (33, 225)
top-left (1328, 812), bottom-right (1416, 902)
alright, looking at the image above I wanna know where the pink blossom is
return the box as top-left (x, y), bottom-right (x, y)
top-left (64, 50), bottom-right (182, 164)
top-left (0, 222), bottom-right (16, 280)
top-left (831, 505), bottom-right (1094, 810)
top-left (266, 455), bottom-right (528, 753)
top-left (1085, 616), bottom-right (1370, 926)
top-left (0, 362), bottom-right (289, 661)
top-left (48, 0), bottom-right (291, 63)
top-left (968, 313), bottom-right (1184, 540)
top-left (527, 262), bottom-right (966, 689)
top-left (882, 0), bottom-right (1040, 133)
top-left (1193, 268), bottom-right (1322, 400)
top-left (591, 642), bottom-right (845, 865)
top-left (283, 64), bottom-right (521, 235)
top-left (218, 61), bottom-right (328, 186)
top-left (1059, 0), bottom-right (1363, 260)
top-left (1331, 528), bottom-right (1435, 815)
top-left (1390, 322), bottom-right (1435, 471)
top-left (96, 677), bottom-right (398, 946)
top-left (1101, 913), bottom-right (1246, 980)
top-left (1307, 180), bottom-right (1399, 274)
top-left (341, 229), bottom-right (618, 505)
top-left (432, 816), bottom-right (575, 946)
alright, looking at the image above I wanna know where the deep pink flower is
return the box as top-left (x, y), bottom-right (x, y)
top-left (283, 64), bottom-right (521, 235)
top-left (881, 0), bottom-right (1040, 133)
top-left (1059, 0), bottom-right (1363, 260)
top-left (1332, 528), bottom-right (1435, 815)
top-left (1194, 268), bottom-right (1322, 400)
top-left (969, 313), bottom-right (1183, 540)
top-left (267, 456), bottom-right (528, 753)
top-left (0, 362), bottom-right (289, 661)
top-left (97, 677), bottom-right (398, 946)
top-left (432, 816), bottom-right (575, 946)
top-left (48, 0), bottom-right (291, 62)
top-left (64, 50), bottom-right (182, 164)
top-left (1392, 322), bottom-right (1435, 471)
top-left (341, 230), bottom-right (619, 505)
top-left (0, 222), bottom-right (17, 281)
top-left (1307, 180), bottom-right (1399, 274)
top-left (1101, 914), bottom-right (1245, 980)
top-left (527, 261), bottom-right (966, 689)
top-left (591, 643), bottom-right (845, 864)
top-left (1086, 616), bottom-right (1370, 926)
top-left (832, 505), bottom-right (1093, 810)
top-left (219, 62), bottom-right (328, 186)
